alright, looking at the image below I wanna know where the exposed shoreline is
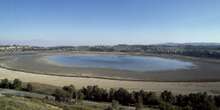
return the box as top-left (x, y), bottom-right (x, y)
top-left (0, 51), bottom-right (220, 95)
top-left (1, 51), bottom-right (220, 82)
top-left (0, 67), bottom-right (220, 95)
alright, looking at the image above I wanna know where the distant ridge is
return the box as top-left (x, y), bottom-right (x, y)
top-left (161, 42), bottom-right (220, 46)
top-left (1, 40), bottom-right (220, 47)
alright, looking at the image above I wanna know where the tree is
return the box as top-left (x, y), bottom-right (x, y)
top-left (12, 79), bottom-right (22, 90)
top-left (81, 85), bottom-right (108, 102)
top-left (63, 85), bottom-right (76, 100)
top-left (135, 95), bottom-right (144, 110)
top-left (141, 91), bottom-right (159, 105)
top-left (0, 78), bottom-right (10, 88)
top-left (76, 90), bottom-right (84, 104)
top-left (109, 88), bottom-right (116, 101)
top-left (53, 88), bottom-right (69, 102)
top-left (159, 101), bottom-right (176, 110)
top-left (182, 106), bottom-right (193, 110)
top-left (114, 88), bottom-right (130, 105)
top-left (214, 95), bottom-right (220, 107)
top-left (161, 91), bottom-right (175, 104)
top-left (26, 83), bottom-right (33, 92)
top-left (181, 92), bottom-right (217, 110)
top-left (174, 94), bottom-right (189, 107)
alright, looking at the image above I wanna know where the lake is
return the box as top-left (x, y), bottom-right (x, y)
top-left (47, 54), bottom-right (194, 72)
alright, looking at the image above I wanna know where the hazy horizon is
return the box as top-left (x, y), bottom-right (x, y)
top-left (1, 40), bottom-right (220, 47)
top-left (1, 0), bottom-right (220, 46)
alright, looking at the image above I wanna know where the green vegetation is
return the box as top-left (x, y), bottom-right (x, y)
top-left (53, 85), bottom-right (220, 110)
top-left (62, 105), bottom-right (104, 110)
top-left (25, 82), bottom-right (59, 95)
top-left (12, 78), bottom-right (22, 90)
top-left (26, 83), bottom-right (33, 92)
top-left (0, 96), bottom-right (108, 110)
top-left (0, 78), bottom-right (22, 90)
top-left (0, 96), bottom-right (61, 110)
top-left (1, 78), bottom-right (220, 110)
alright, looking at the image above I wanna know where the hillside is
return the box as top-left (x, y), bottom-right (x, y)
top-left (0, 96), bottom-right (61, 110)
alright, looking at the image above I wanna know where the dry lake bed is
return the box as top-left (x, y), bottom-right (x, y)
top-left (1, 52), bottom-right (220, 95)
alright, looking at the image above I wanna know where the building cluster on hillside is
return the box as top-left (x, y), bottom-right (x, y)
top-left (0, 45), bottom-right (32, 51)
top-left (1, 44), bottom-right (220, 59)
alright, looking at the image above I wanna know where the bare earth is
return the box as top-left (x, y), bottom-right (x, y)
top-left (1, 52), bottom-right (220, 95)
top-left (1, 52), bottom-right (220, 82)
top-left (0, 67), bottom-right (220, 95)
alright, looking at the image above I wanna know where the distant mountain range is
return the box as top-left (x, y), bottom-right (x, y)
top-left (159, 42), bottom-right (220, 46)
top-left (1, 40), bottom-right (220, 47)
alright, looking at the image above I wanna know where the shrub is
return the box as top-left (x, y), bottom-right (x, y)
top-left (160, 91), bottom-right (175, 104)
top-left (53, 88), bottom-right (69, 102)
top-left (0, 78), bottom-right (11, 88)
top-left (159, 101), bottom-right (177, 110)
top-left (214, 95), bottom-right (220, 107)
top-left (12, 79), bottom-right (22, 90)
top-left (26, 83), bottom-right (33, 92)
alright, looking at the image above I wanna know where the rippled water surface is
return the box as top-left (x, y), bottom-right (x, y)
top-left (47, 55), bottom-right (194, 72)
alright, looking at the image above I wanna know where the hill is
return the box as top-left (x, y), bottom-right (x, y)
top-left (0, 96), bottom-right (61, 110)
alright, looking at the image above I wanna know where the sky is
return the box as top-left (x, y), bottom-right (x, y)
top-left (0, 0), bottom-right (220, 46)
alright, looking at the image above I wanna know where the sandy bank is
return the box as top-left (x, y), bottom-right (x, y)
top-left (0, 67), bottom-right (220, 95)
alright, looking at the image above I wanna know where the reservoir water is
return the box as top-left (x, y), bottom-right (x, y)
top-left (47, 54), bottom-right (194, 72)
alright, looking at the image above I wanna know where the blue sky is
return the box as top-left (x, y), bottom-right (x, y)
top-left (0, 0), bottom-right (220, 46)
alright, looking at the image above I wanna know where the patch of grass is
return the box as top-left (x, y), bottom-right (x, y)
top-left (0, 96), bottom-right (61, 110)
top-left (23, 82), bottom-right (60, 95)
top-left (0, 96), bottom-right (109, 110)
top-left (62, 104), bottom-right (104, 110)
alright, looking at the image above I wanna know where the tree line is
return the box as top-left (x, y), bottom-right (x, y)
top-left (0, 78), bottom-right (33, 91)
top-left (1, 78), bottom-right (220, 110)
top-left (53, 85), bottom-right (220, 110)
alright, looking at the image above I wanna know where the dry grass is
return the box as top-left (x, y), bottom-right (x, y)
top-left (0, 67), bottom-right (220, 95)
top-left (0, 96), bottom-right (61, 110)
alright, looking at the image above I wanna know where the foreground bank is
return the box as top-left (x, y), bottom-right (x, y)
top-left (0, 67), bottom-right (220, 95)
top-left (0, 78), bottom-right (220, 110)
